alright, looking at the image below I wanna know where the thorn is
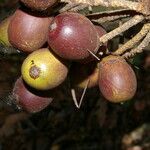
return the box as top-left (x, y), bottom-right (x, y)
top-left (78, 79), bottom-right (89, 108)
top-left (87, 49), bottom-right (100, 61)
top-left (71, 88), bottom-right (80, 108)
top-left (71, 79), bottom-right (90, 109)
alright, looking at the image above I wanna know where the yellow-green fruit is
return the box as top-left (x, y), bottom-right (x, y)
top-left (21, 48), bottom-right (68, 90)
top-left (0, 16), bottom-right (12, 46)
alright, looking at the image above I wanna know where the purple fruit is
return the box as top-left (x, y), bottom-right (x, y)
top-left (99, 55), bottom-right (137, 103)
top-left (8, 9), bottom-right (53, 52)
top-left (48, 12), bottom-right (99, 60)
top-left (13, 77), bottom-right (53, 113)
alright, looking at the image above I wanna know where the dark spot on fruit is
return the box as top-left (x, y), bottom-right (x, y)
top-left (29, 65), bottom-right (41, 79)
top-left (31, 60), bottom-right (34, 65)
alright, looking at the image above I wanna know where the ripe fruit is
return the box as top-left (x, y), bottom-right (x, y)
top-left (12, 77), bottom-right (53, 113)
top-left (0, 16), bottom-right (12, 46)
top-left (78, 25), bottom-right (107, 64)
top-left (48, 12), bottom-right (99, 60)
top-left (99, 55), bottom-right (137, 103)
top-left (8, 9), bottom-right (53, 52)
top-left (21, 48), bottom-right (68, 90)
top-left (70, 62), bottom-right (99, 89)
top-left (20, 0), bottom-right (58, 11)
top-left (95, 25), bottom-right (107, 57)
top-left (95, 25), bottom-right (107, 47)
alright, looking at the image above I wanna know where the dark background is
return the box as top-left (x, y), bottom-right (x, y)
top-left (0, 0), bottom-right (150, 149)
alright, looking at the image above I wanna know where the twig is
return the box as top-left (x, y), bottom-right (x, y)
top-left (113, 23), bottom-right (150, 55)
top-left (59, 3), bottom-right (81, 13)
top-left (99, 15), bottom-right (144, 45)
top-left (61, 0), bottom-right (147, 15)
top-left (123, 30), bottom-right (150, 58)
top-left (71, 79), bottom-right (89, 108)
top-left (87, 9), bottom-right (135, 24)
top-left (140, 0), bottom-right (150, 15)
top-left (92, 14), bottom-right (130, 24)
top-left (69, 4), bottom-right (89, 12)
top-left (87, 9), bottom-right (133, 18)
top-left (59, 2), bottom-right (92, 13)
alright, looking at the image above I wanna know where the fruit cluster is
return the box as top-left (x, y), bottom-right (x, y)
top-left (0, 0), bottom-right (137, 113)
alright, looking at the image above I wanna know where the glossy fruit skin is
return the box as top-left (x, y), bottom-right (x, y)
top-left (48, 12), bottom-right (99, 60)
top-left (71, 62), bottom-right (99, 89)
top-left (21, 48), bottom-right (68, 90)
top-left (99, 55), bottom-right (137, 103)
top-left (20, 0), bottom-right (57, 11)
top-left (78, 25), bottom-right (107, 64)
top-left (13, 77), bottom-right (53, 113)
top-left (8, 9), bottom-right (53, 52)
top-left (95, 25), bottom-right (107, 47)
top-left (0, 16), bottom-right (12, 46)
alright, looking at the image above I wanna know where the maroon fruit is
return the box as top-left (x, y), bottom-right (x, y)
top-left (99, 55), bottom-right (137, 103)
top-left (48, 12), bottom-right (99, 60)
top-left (95, 25), bottom-right (107, 56)
top-left (8, 9), bottom-right (53, 52)
top-left (78, 25), bottom-right (107, 64)
top-left (20, 0), bottom-right (58, 11)
top-left (13, 77), bottom-right (53, 113)
top-left (95, 25), bottom-right (107, 47)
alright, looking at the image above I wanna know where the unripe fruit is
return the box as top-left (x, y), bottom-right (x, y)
top-left (20, 0), bottom-right (58, 11)
top-left (99, 55), bottom-right (137, 103)
top-left (21, 48), bottom-right (68, 90)
top-left (13, 77), bottom-right (53, 113)
top-left (70, 62), bottom-right (99, 89)
top-left (48, 12), bottom-right (99, 60)
top-left (8, 9), bottom-right (53, 52)
top-left (0, 16), bottom-right (12, 46)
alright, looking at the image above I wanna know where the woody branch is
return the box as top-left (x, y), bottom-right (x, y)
top-left (61, 0), bottom-right (149, 15)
